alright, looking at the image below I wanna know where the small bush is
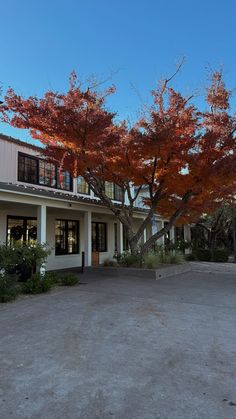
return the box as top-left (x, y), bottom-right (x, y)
top-left (185, 253), bottom-right (197, 261)
top-left (143, 251), bottom-right (184, 268)
top-left (143, 253), bottom-right (159, 269)
top-left (59, 273), bottom-right (80, 286)
top-left (211, 249), bottom-right (230, 263)
top-left (0, 275), bottom-right (19, 303)
top-left (193, 248), bottom-right (212, 262)
top-left (118, 252), bottom-right (141, 267)
top-left (22, 272), bottom-right (55, 294)
top-left (103, 258), bottom-right (117, 267)
top-left (168, 253), bottom-right (184, 264)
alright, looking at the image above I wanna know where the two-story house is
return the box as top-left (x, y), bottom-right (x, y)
top-left (0, 134), bottom-right (191, 270)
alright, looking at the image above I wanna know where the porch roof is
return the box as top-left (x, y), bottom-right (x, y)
top-left (0, 182), bottom-right (148, 215)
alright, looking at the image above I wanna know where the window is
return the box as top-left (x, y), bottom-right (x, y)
top-left (55, 219), bottom-right (79, 255)
top-left (92, 222), bottom-right (107, 252)
top-left (56, 168), bottom-right (72, 191)
top-left (114, 184), bottom-right (123, 201)
top-left (18, 152), bottom-right (73, 191)
top-left (77, 176), bottom-right (90, 195)
top-left (7, 216), bottom-right (37, 246)
top-left (18, 154), bottom-right (38, 184)
top-left (175, 225), bottom-right (184, 242)
top-left (39, 160), bottom-right (56, 187)
top-left (104, 182), bottom-right (123, 201)
top-left (123, 225), bottom-right (129, 251)
top-left (105, 182), bottom-right (114, 199)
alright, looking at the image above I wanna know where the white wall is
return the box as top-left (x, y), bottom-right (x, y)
top-left (0, 140), bottom-right (38, 183)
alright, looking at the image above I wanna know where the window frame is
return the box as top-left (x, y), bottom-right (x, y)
top-left (6, 215), bottom-right (37, 246)
top-left (18, 153), bottom-right (39, 185)
top-left (55, 219), bottom-right (79, 256)
top-left (18, 152), bottom-right (73, 192)
top-left (77, 176), bottom-right (90, 195)
top-left (104, 181), bottom-right (123, 202)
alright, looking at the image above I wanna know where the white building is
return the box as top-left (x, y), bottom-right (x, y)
top-left (0, 134), bottom-right (190, 270)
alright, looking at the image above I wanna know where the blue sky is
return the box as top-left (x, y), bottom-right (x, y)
top-left (1, 0), bottom-right (235, 143)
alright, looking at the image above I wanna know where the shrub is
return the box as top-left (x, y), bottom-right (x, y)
top-left (193, 248), bottom-right (212, 262)
top-left (119, 252), bottom-right (141, 267)
top-left (22, 272), bottom-right (55, 294)
top-left (0, 245), bottom-right (18, 273)
top-left (0, 275), bottom-right (19, 303)
top-left (0, 244), bottom-right (51, 281)
top-left (143, 251), bottom-right (184, 268)
top-left (143, 253), bottom-right (159, 269)
top-left (59, 273), bottom-right (80, 286)
top-left (211, 249), bottom-right (230, 263)
top-left (185, 253), bottom-right (197, 261)
top-left (168, 252), bottom-right (184, 264)
top-left (16, 244), bottom-right (51, 281)
top-left (103, 259), bottom-right (117, 267)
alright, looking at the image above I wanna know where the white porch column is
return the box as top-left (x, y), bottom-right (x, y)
top-left (184, 225), bottom-right (191, 242)
top-left (157, 220), bottom-right (165, 246)
top-left (184, 225), bottom-right (191, 254)
top-left (117, 221), bottom-right (123, 253)
top-left (170, 226), bottom-right (175, 243)
top-left (143, 227), bottom-right (147, 244)
top-left (37, 205), bottom-right (47, 244)
top-left (84, 211), bottom-right (92, 266)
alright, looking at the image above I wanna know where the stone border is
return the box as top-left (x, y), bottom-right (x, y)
top-left (85, 264), bottom-right (192, 280)
top-left (85, 261), bottom-right (236, 279)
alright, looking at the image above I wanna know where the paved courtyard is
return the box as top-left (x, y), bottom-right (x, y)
top-left (0, 271), bottom-right (236, 419)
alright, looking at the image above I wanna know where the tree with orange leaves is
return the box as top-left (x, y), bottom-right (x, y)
top-left (1, 69), bottom-right (235, 254)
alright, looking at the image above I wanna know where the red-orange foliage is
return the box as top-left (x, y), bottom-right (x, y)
top-left (1, 70), bottom-right (235, 253)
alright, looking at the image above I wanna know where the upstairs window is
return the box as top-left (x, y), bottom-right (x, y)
top-left (105, 182), bottom-right (114, 199)
top-left (18, 154), bottom-right (38, 184)
top-left (77, 176), bottom-right (90, 195)
top-left (104, 182), bottom-right (123, 201)
top-left (114, 184), bottom-right (123, 201)
top-left (57, 168), bottom-right (72, 191)
top-left (39, 160), bottom-right (56, 187)
top-left (18, 152), bottom-right (72, 191)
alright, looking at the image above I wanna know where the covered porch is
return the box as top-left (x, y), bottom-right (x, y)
top-left (0, 188), bottom-right (145, 270)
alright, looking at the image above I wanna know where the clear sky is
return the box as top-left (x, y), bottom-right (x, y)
top-left (0, 0), bottom-right (235, 143)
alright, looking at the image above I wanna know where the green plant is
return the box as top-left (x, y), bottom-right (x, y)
top-left (0, 243), bottom-right (51, 281)
top-left (185, 253), bottom-right (197, 261)
top-left (143, 253), bottom-right (159, 269)
top-left (193, 248), bottom-right (212, 262)
top-left (16, 244), bottom-right (51, 281)
top-left (59, 273), bottom-right (80, 286)
top-left (103, 258), bottom-right (117, 267)
top-left (0, 275), bottom-right (19, 303)
top-left (22, 272), bottom-right (55, 294)
top-left (168, 252), bottom-right (184, 264)
top-left (0, 245), bottom-right (18, 272)
top-left (118, 252), bottom-right (141, 267)
top-left (211, 249), bottom-right (230, 262)
top-left (143, 251), bottom-right (185, 269)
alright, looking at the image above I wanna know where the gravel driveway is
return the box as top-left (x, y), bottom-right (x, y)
top-left (0, 271), bottom-right (236, 419)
